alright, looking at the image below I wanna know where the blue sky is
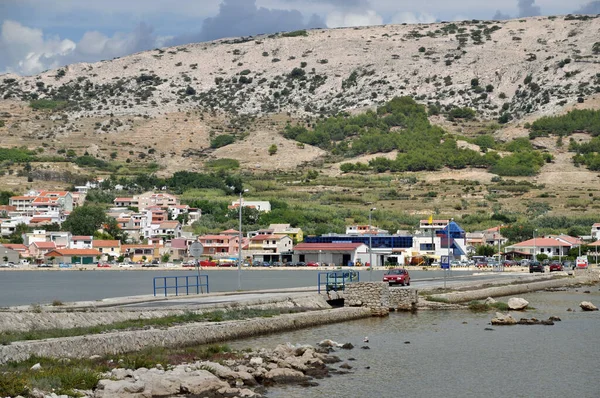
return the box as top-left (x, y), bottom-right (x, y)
top-left (0, 0), bottom-right (598, 75)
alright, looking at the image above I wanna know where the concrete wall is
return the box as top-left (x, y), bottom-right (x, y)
top-left (0, 294), bottom-right (332, 333)
top-left (389, 287), bottom-right (419, 311)
top-left (0, 307), bottom-right (372, 365)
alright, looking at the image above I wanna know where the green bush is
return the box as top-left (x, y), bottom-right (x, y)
top-left (490, 151), bottom-right (545, 176)
top-left (0, 120), bottom-right (4, 127)
top-left (282, 30), bottom-right (308, 37)
top-left (448, 107), bottom-right (476, 120)
top-left (30, 99), bottom-right (68, 111)
top-left (205, 158), bottom-right (240, 170)
top-left (529, 109), bottom-right (600, 138)
top-left (210, 134), bottom-right (236, 148)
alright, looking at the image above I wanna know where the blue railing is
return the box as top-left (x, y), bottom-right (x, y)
top-left (318, 270), bottom-right (360, 293)
top-left (153, 275), bottom-right (209, 297)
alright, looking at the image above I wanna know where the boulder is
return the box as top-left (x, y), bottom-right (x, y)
top-left (484, 297), bottom-right (497, 305)
top-left (318, 339), bottom-right (341, 348)
top-left (94, 380), bottom-right (150, 398)
top-left (580, 301), bottom-right (598, 311)
top-left (508, 297), bottom-right (529, 310)
top-left (264, 368), bottom-right (309, 384)
top-left (180, 378), bottom-right (231, 395)
top-left (491, 312), bottom-right (517, 325)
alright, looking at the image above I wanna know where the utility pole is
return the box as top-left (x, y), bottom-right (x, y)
top-left (369, 207), bottom-right (376, 281)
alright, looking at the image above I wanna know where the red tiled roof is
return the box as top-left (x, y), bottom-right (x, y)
top-left (513, 238), bottom-right (571, 247)
top-left (199, 235), bottom-right (232, 240)
top-left (93, 240), bottom-right (120, 248)
top-left (589, 240), bottom-right (600, 247)
top-left (2, 244), bottom-right (27, 251)
top-left (122, 245), bottom-right (157, 250)
top-left (556, 235), bottom-right (582, 245)
top-left (250, 234), bottom-right (286, 241)
top-left (38, 191), bottom-right (68, 197)
top-left (294, 243), bottom-right (364, 251)
top-left (114, 197), bottom-right (135, 202)
top-left (159, 221), bottom-right (180, 228)
top-left (32, 242), bottom-right (56, 249)
top-left (10, 196), bottom-right (33, 200)
top-left (72, 236), bottom-right (93, 240)
top-left (45, 249), bottom-right (101, 257)
top-left (170, 239), bottom-right (188, 249)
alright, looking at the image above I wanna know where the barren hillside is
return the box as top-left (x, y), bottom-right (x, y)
top-left (0, 15), bottom-right (599, 183)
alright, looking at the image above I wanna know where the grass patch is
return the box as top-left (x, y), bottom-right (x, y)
top-left (424, 296), bottom-right (450, 303)
top-left (0, 308), bottom-right (307, 345)
top-left (467, 300), bottom-right (510, 312)
top-left (205, 158), bottom-right (240, 171)
top-left (29, 99), bottom-right (68, 111)
top-left (0, 344), bottom-right (236, 397)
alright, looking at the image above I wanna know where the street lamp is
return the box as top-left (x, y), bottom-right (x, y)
top-left (369, 207), bottom-right (376, 281)
top-left (237, 188), bottom-right (249, 291)
top-left (533, 229), bottom-right (538, 262)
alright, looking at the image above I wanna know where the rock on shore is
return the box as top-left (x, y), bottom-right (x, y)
top-left (580, 301), bottom-right (598, 311)
top-left (93, 342), bottom-right (345, 398)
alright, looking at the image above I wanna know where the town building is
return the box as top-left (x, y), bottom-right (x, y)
top-left (505, 237), bottom-right (572, 260)
top-left (0, 244), bottom-right (20, 264)
top-left (292, 243), bottom-right (370, 266)
top-left (44, 249), bottom-right (101, 265)
top-left (93, 240), bottom-right (122, 260)
top-left (248, 234), bottom-right (293, 263)
top-left (345, 225), bottom-right (389, 235)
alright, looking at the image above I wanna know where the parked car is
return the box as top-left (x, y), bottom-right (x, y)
top-left (182, 261), bottom-right (196, 267)
top-left (219, 262), bottom-right (236, 267)
top-left (37, 263), bottom-right (52, 268)
top-left (118, 263), bottom-right (134, 268)
top-left (562, 260), bottom-right (573, 269)
top-left (141, 263), bottom-right (158, 268)
top-left (199, 260), bottom-right (217, 267)
top-left (97, 263), bottom-right (111, 268)
top-left (58, 263), bottom-right (72, 269)
top-left (549, 262), bottom-right (563, 272)
top-left (529, 261), bottom-right (544, 273)
top-left (306, 261), bottom-right (320, 267)
top-left (383, 268), bottom-right (410, 286)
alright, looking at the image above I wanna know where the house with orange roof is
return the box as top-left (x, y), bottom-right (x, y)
top-left (93, 240), bottom-right (121, 259)
top-left (121, 244), bottom-right (160, 262)
top-left (44, 249), bottom-right (101, 265)
top-left (505, 237), bottom-right (573, 260)
top-left (0, 244), bottom-right (21, 263)
top-left (1, 244), bottom-right (28, 258)
top-left (197, 234), bottom-right (244, 257)
top-left (29, 241), bottom-right (57, 262)
top-left (248, 235), bottom-right (293, 263)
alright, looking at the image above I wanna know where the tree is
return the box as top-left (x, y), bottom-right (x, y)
top-left (501, 223), bottom-right (535, 244)
top-left (61, 205), bottom-right (107, 236)
top-left (476, 245), bottom-right (496, 257)
top-left (161, 253), bottom-right (171, 263)
top-left (268, 144), bottom-right (278, 156)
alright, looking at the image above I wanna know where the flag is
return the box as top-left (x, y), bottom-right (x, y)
top-left (428, 214), bottom-right (433, 224)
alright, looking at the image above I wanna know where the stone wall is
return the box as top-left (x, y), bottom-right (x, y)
top-left (343, 282), bottom-right (418, 314)
top-left (0, 307), bottom-right (372, 365)
top-left (0, 294), bottom-right (332, 333)
top-left (389, 287), bottom-right (419, 311)
top-left (344, 282), bottom-right (390, 316)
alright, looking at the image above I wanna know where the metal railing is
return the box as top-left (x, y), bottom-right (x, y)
top-left (318, 270), bottom-right (360, 293)
top-left (153, 274), bottom-right (209, 297)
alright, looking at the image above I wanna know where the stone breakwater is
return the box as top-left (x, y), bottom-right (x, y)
top-left (0, 294), bottom-right (331, 333)
top-left (429, 270), bottom-right (600, 304)
top-left (0, 307), bottom-right (371, 365)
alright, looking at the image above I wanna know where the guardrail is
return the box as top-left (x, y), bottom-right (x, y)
top-left (153, 274), bottom-right (209, 297)
top-left (318, 270), bottom-right (360, 293)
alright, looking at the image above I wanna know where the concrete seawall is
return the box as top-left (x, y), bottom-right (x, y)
top-left (0, 307), bottom-right (372, 365)
top-left (0, 294), bottom-right (331, 333)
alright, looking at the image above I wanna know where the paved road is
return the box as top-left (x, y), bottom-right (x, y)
top-left (120, 271), bottom-right (532, 309)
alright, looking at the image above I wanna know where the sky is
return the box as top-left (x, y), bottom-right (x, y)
top-left (0, 0), bottom-right (598, 75)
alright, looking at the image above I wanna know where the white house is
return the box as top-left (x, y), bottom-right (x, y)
top-left (229, 200), bottom-right (271, 213)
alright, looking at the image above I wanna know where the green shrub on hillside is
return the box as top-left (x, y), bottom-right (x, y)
top-left (0, 120), bottom-right (4, 127)
top-left (448, 107), bottom-right (476, 120)
top-left (210, 134), bottom-right (236, 148)
top-left (282, 30), bottom-right (308, 37)
top-left (29, 99), bottom-right (68, 111)
top-left (205, 158), bottom-right (240, 170)
top-left (0, 147), bottom-right (35, 162)
top-left (490, 151), bottom-right (545, 176)
top-left (74, 155), bottom-right (113, 170)
top-left (529, 109), bottom-right (600, 138)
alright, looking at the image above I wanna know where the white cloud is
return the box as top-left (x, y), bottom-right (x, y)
top-left (326, 9), bottom-right (383, 28)
top-left (0, 20), bottom-right (156, 75)
top-left (391, 11), bottom-right (436, 25)
top-left (1, 20), bottom-right (76, 74)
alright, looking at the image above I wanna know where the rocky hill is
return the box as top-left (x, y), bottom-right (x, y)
top-left (0, 15), bottom-right (599, 179)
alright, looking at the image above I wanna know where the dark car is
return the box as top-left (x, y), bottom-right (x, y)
top-left (142, 263), bottom-right (158, 268)
top-left (383, 268), bottom-right (411, 286)
top-left (549, 262), bottom-right (563, 272)
top-left (529, 261), bottom-right (544, 273)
